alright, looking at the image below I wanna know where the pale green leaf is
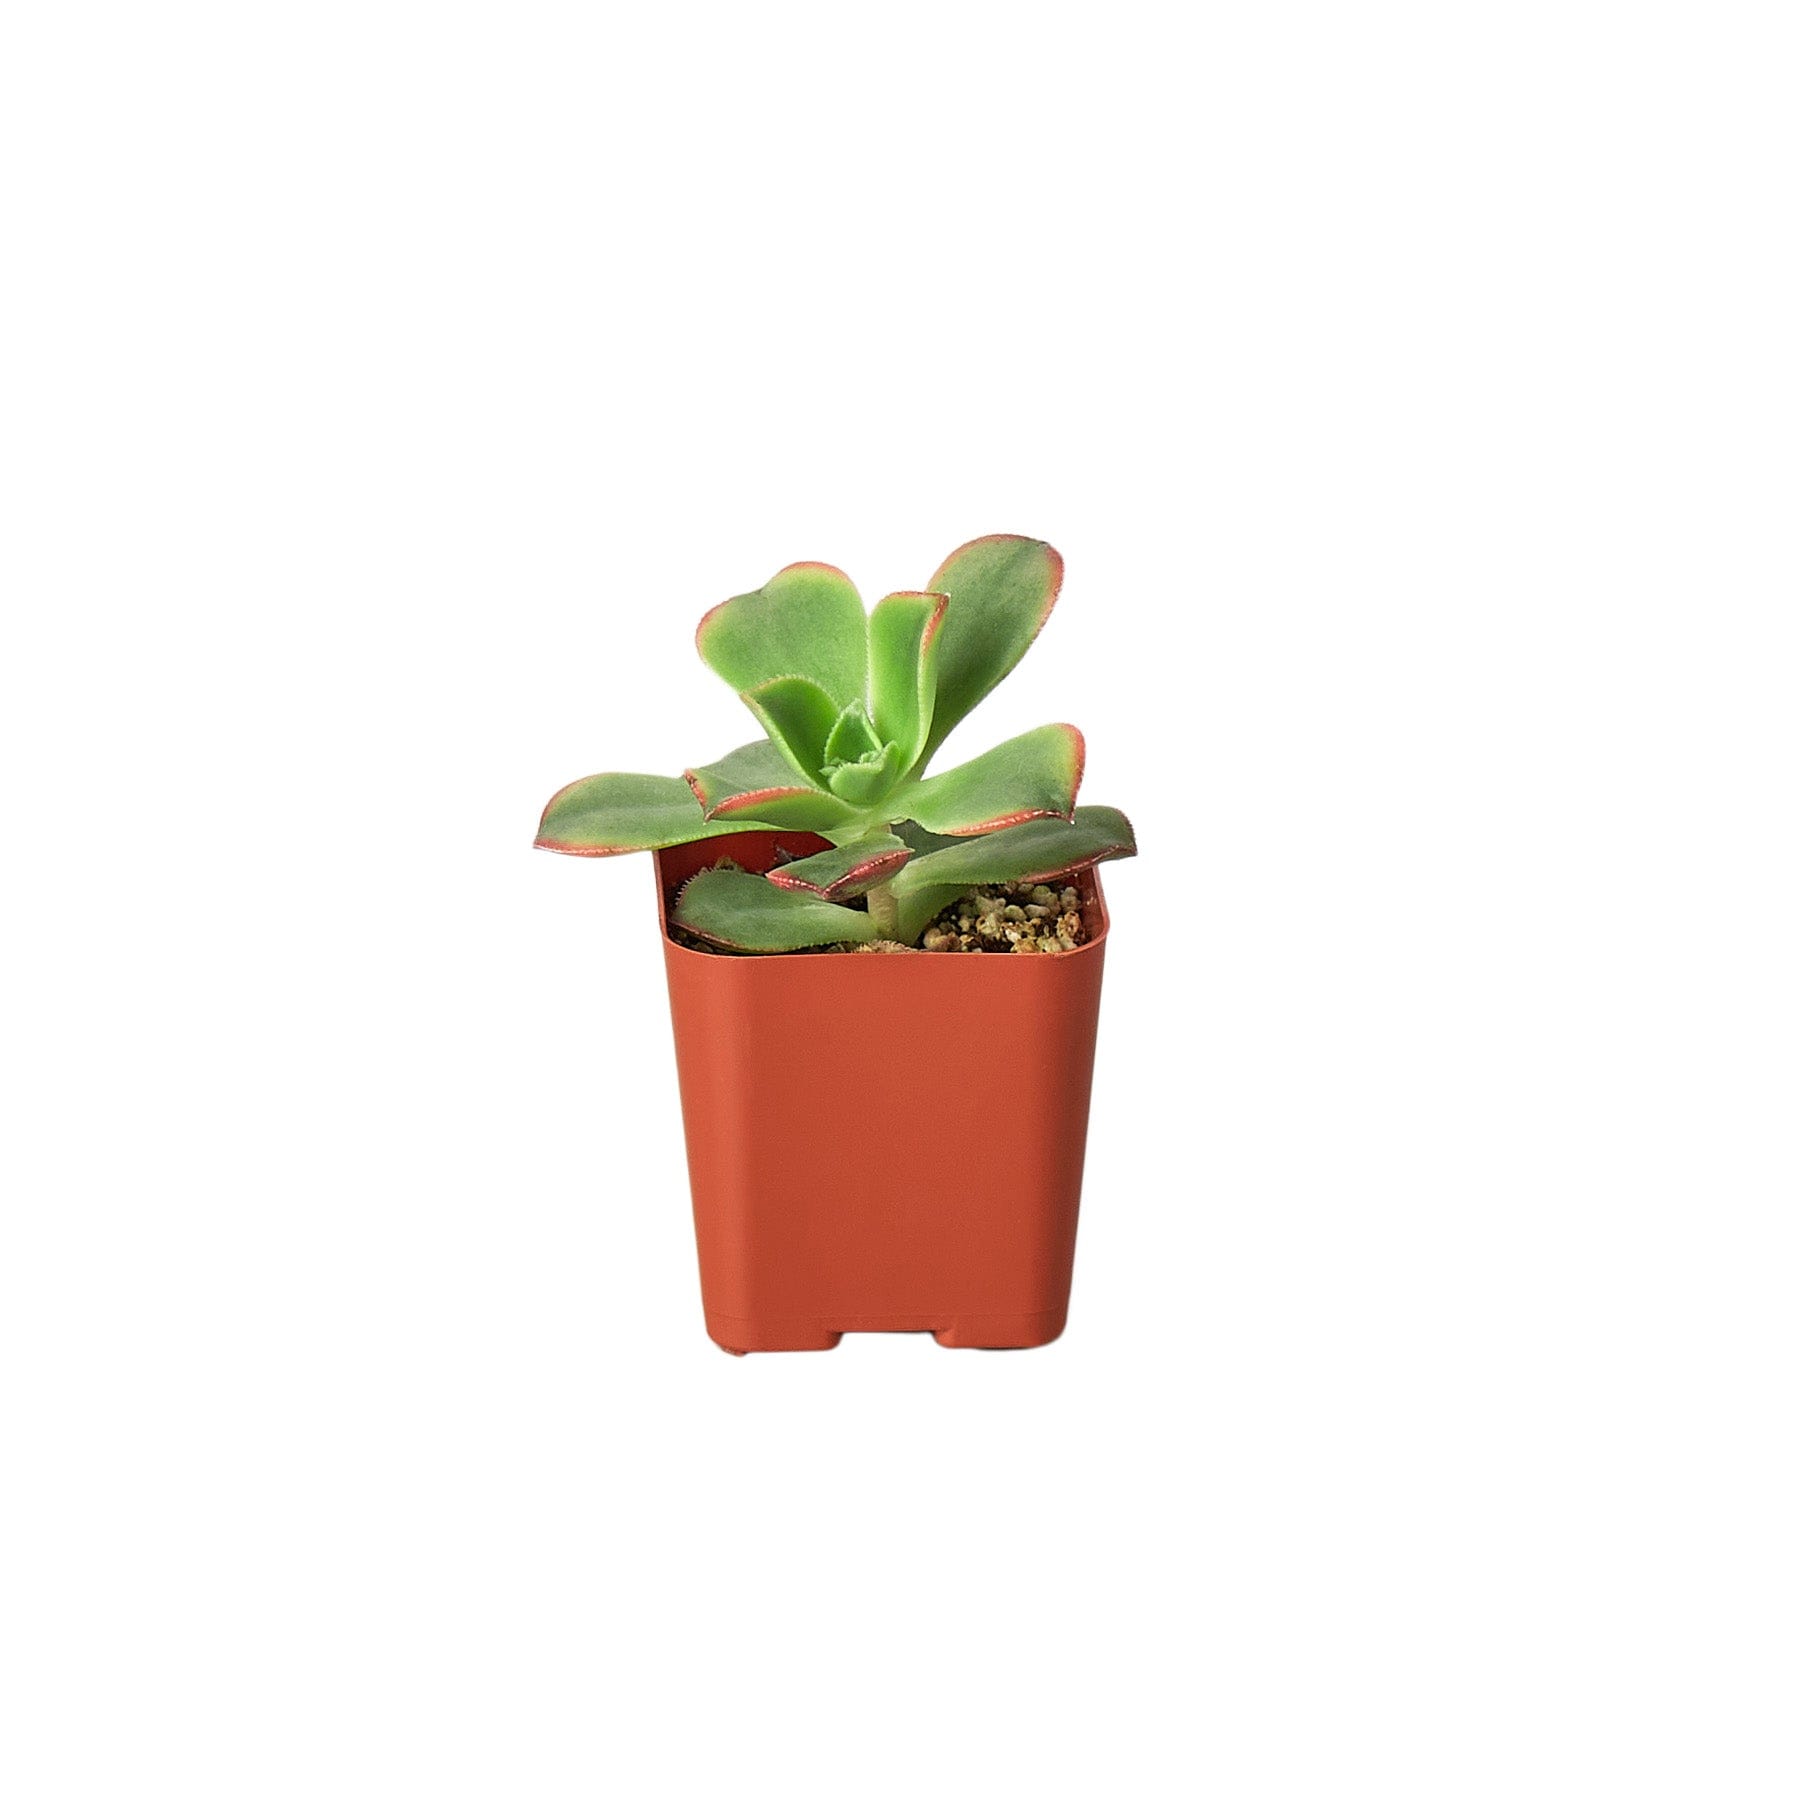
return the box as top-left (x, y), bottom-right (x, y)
top-left (742, 676), bottom-right (839, 784)
top-left (672, 867), bottom-right (880, 952)
top-left (890, 723), bottom-right (1083, 835)
top-left (867, 590), bottom-right (947, 774)
top-left (764, 830), bottom-right (912, 901)
top-left (890, 805), bottom-right (1137, 941)
top-left (696, 562), bottom-right (868, 710)
top-left (824, 698), bottom-right (882, 767)
top-left (684, 740), bottom-right (860, 830)
top-left (824, 740), bottom-right (905, 807)
top-left (535, 771), bottom-right (780, 856)
top-left (919, 535), bottom-right (1062, 763)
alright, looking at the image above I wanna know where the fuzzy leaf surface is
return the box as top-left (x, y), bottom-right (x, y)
top-left (823, 699), bottom-right (883, 767)
top-left (535, 772), bottom-right (779, 856)
top-left (867, 590), bottom-right (947, 774)
top-left (764, 830), bottom-right (912, 901)
top-left (696, 562), bottom-right (867, 710)
top-left (891, 723), bottom-right (1084, 835)
top-left (684, 738), bottom-right (799, 806)
top-left (685, 739), bottom-right (859, 830)
top-left (919, 536), bottom-right (1062, 763)
top-left (742, 675), bottom-right (839, 784)
top-left (890, 805), bottom-right (1137, 941)
top-left (823, 740), bottom-right (904, 808)
top-left (673, 867), bottom-right (880, 952)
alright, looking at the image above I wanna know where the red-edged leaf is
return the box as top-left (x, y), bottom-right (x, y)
top-left (684, 739), bottom-right (859, 831)
top-left (889, 805), bottom-right (1136, 941)
top-left (919, 535), bottom-right (1062, 764)
top-left (890, 723), bottom-right (1084, 835)
top-left (695, 561), bottom-right (868, 710)
top-left (765, 831), bottom-right (912, 901)
top-left (672, 867), bottom-right (880, 952)
top-left (535, 771), bottom-right (780, 856)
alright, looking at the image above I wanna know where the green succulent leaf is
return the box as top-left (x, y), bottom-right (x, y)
top-left (683, 737), bottom-right (797, 805)
top-left (891, 723), bottom-right (1084, 836)
top-left (696, 562), bottom-right (868, 710)
top-left (684, 739), bottom-right (860, 830)
top-left (892, 819), bottom-right (965, 856)
top-left (673, 867), bottom-right (881, 952)
top-left (824, 740), bottom-right (905, 807)
top-left (890, 805), bottom-right (1138, 942)
top-left (700, 788), bottom-right (863, 829)
top-left (867, 590), bottom-right (948, 775)
top-left (764, 830), bottom-right (912, 901)
top-left (823, 698), bottom-right (883, 767)
top-left (894, 803), bottom-right (1136, 890)
top-left (742, 675), bottom-right (839, 784)
top-left (919, 535), bottom-right (1062, 764)
top-left (535, 771), bottom-right (780, 856)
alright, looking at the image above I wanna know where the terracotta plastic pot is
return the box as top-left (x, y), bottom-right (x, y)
top-left (654, 830), bottom-right (1110, 1354)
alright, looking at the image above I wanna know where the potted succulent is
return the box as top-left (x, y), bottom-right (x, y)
top-left (536, 534), bottom-right (1136, 1353)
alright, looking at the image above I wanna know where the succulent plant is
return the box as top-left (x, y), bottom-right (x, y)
top-left (535, 534), bottom-right (1136, 951)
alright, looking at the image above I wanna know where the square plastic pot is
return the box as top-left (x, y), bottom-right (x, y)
top-left (654, 831), bottom-right (1110, 1354)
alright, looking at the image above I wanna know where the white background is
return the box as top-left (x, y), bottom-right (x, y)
top-left (3, 4), bottom-right (1796, 1795)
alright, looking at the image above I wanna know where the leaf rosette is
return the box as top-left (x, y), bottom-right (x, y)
top-left (536, 535), bottom-right (1135, 951)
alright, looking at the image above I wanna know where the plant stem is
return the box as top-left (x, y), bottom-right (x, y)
top-left (864, 879), bottom-right (901, 940)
